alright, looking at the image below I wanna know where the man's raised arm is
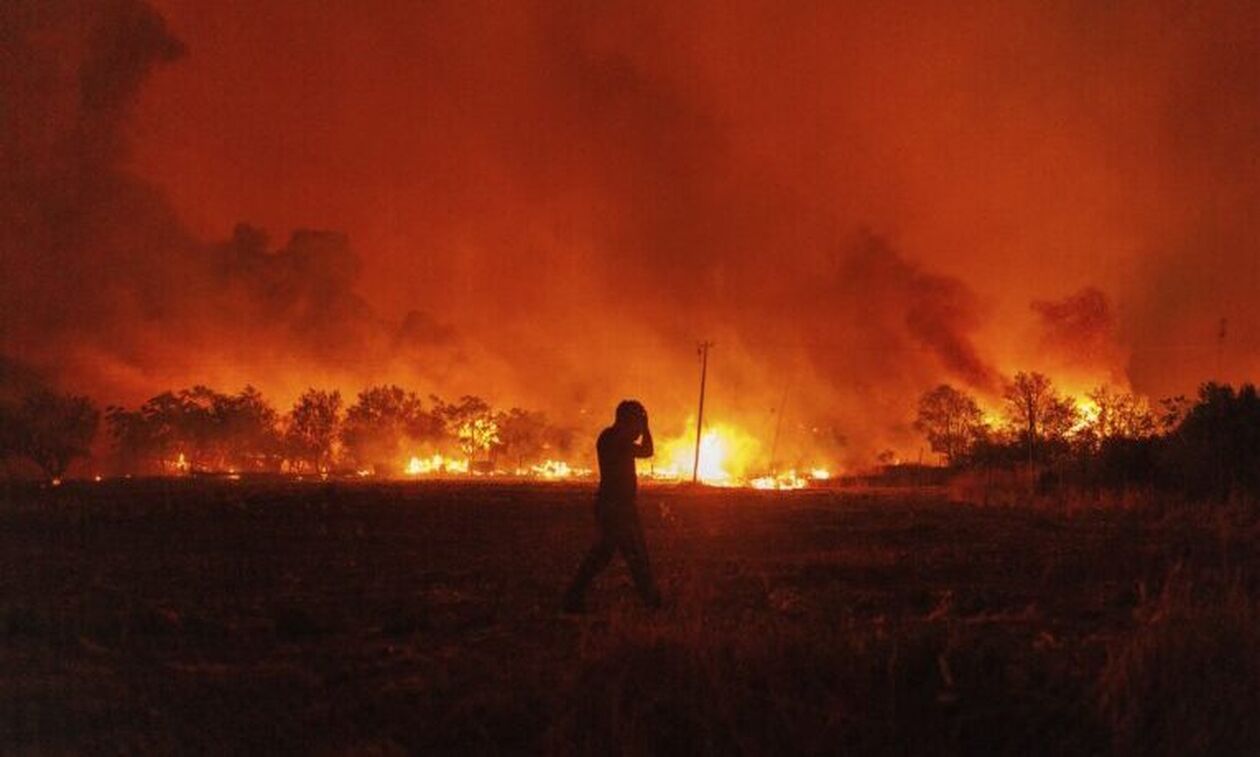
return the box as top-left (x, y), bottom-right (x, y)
top-left (634, 422), bottom-right (654, 458)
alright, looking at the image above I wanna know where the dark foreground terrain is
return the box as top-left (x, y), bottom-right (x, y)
top-left (1, 480), bottom-right (1257, 755)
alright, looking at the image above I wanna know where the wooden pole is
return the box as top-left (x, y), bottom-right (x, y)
top-left (692, 341), bottom-right (712, 484)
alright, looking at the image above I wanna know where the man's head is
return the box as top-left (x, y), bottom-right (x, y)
top-left (614, 400), bottom-right (647, 433)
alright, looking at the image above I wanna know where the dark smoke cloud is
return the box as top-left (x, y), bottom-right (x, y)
top-left (1032, 287), bottom-right (1122, 376)
top-left (1033, 289), bottom-right (1113, 360)
top-left (0, 0), bottom-right (454, 401)
top-left (835, 236), bottom-right (999, 393)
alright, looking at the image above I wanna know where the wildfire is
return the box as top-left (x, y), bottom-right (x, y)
top-left (529, 459), bottom-right (592, 479)
top-left (404, 454), bottom-right (469, 476)
top-left (401, 453), bottom-right (590, 480)
top-left (644, 422), bottom-right (833, 489)
top-left (680, 429), bottom-right (740, 485)
top-left (644, 426), bottom-right (746, 485)
top-left (398, 420), bottom-right (833, 488)
top-left (1071, 396), bottom-right (1101, 435)
top-left (457, 418), bottom-right (500, 458)
top-left (749, 470), bottom-right (808, 490)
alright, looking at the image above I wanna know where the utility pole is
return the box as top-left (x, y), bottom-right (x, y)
top-left (692, 341), bottom-right (713, 484)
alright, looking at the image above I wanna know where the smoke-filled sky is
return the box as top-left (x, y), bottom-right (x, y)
top-left (3, 0), bottom-right (1259, 464)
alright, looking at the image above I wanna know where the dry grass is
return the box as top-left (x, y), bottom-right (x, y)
top-left (0, 479), bottom-right (1255, 753)
top-left (1099, 564), bottom-right (1260, 756)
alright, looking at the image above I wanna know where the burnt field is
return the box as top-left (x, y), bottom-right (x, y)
top-left (2, 480), bottom-right (1258, 755)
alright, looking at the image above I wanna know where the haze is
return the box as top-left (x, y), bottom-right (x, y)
top-left (3, 0), bottom-right (1258, 464)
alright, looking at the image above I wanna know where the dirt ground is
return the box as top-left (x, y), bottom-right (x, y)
top-left (1, 480), bottom-right (1256, 754)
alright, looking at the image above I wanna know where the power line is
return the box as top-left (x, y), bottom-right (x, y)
top-left (768, 375), bottom-right (793, 475)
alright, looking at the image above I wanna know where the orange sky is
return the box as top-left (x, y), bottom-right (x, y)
top-left (4, 0), bottom-right (1259, 463)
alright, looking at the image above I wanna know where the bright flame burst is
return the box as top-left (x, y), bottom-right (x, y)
top-left (748, 468), bottom-right (830, 490)
top-left (644, 423), bottom-right (758, 485)
top-left (457, 418), bottom-right (500, 458)
top-left (749, 471), bottom-right (807, 490)
top-left (1071, 396), bottom-right (1101, 435)
top-left (405, 454), bottom-right (469, 476)
top-left (641, 422), bottom-right (832, 488)
top-left (529, 459), bottom-right (592, 479)
top-left (679, 428), bottom-right (743, 485)
top-left (404, 454), bottom-right (589, 479)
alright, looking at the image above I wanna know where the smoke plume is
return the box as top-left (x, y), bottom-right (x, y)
top-left (4, 0), bottom-right (1260, 464)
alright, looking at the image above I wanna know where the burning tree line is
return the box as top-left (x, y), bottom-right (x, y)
top-left (0, 390), bottom-right (100, 482)
top-left (2, 370), bottom-right (1258, 501)
top-left (914, 372), bottom-right (1260, 500)
top-left (0, 384), bottom-right (574, 481)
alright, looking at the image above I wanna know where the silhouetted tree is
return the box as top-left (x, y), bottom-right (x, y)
top-left (967, 429), bottom-right (1027, 469)
top-left (106, 391), bottom-right (186, 473)
top-left (433, 395), bottom-right (497, 462)
top-left (1165, 383), bottom-right (1260, 500)
top-left (141, 391), bottom-right (186, 468)
top-left (1003, 372), bottom-right (1078, 463)
top-left (343, 386), bottom-right (442, 472)
top-left (12, 391), bottom-right (99, 480)
top-left (170, 386), bottom-right (223, 469)
top-left (106, 386), bottom-right (281, 473)
top-left (213, 386), bottom-right (281, 471)
top-left (913, 384), bottom-right (986, 465)
top-left (1159, 395), bottom-right (1192, 433)
top-left (105, 405), bottom-right (150, 473)
top-left (1087, 385), bottom-right (1156, 441)
top-left (1072, 386), bottom-right (1157, 463)
top-left (493, 408), bottom-right (549, 468)
top-left (285, 389), bottom-right (342, 473)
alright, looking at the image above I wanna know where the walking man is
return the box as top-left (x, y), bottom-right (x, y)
top-left (563, 400), bottom-right (661, 612)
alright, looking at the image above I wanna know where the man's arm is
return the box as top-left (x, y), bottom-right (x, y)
top-left (633, 422), bottom-right (654, 458)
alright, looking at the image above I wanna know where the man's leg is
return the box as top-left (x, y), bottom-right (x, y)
top-left (618, 515), bottom-right (661, 608)
top-left (563, 531), bottom-right (615, 612)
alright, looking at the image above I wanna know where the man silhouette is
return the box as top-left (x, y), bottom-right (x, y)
top-left (563, 400), bottom-right (661, 612)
